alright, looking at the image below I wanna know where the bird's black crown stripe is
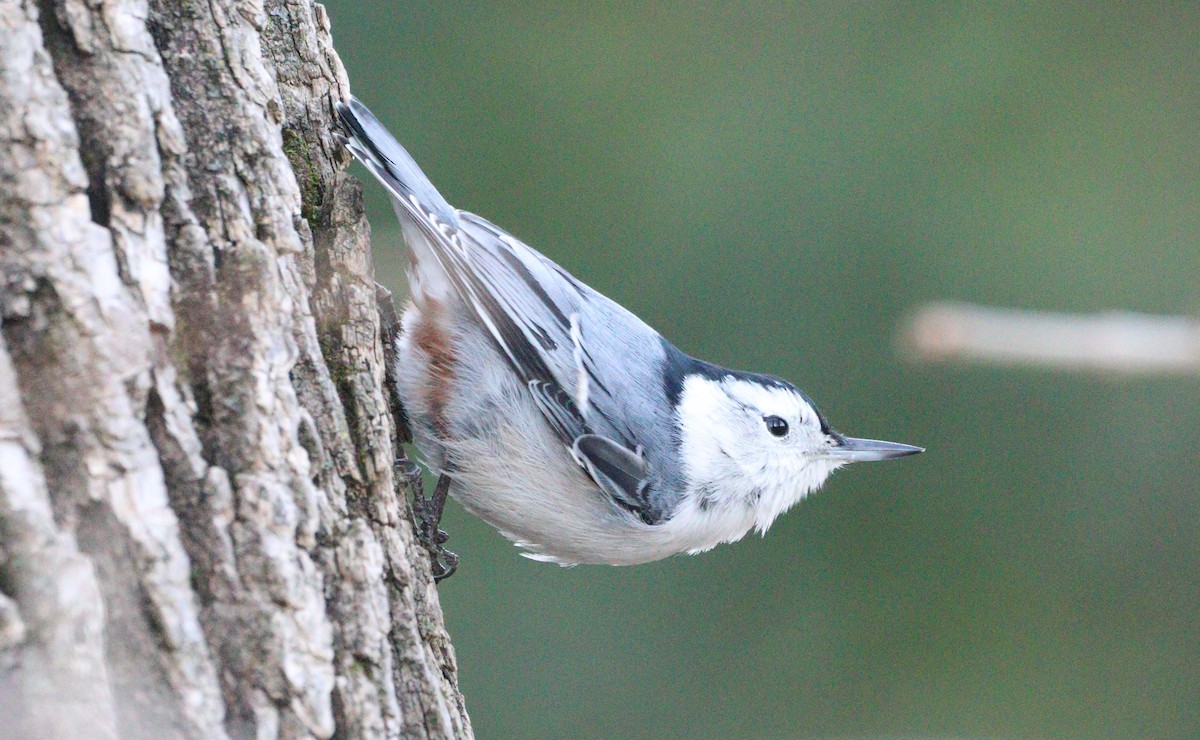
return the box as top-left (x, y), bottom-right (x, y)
top-left (659, 338), bottom-right (831, 433)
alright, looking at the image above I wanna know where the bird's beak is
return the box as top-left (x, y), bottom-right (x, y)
top-left (825, 434), bottom-right (924, 462)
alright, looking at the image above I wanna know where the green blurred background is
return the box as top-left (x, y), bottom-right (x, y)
top-left (323, 2), bottom-right (1199, 736)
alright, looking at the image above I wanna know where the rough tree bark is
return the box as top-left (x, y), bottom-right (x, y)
top-left (0, 0), bottom-right (471, 737)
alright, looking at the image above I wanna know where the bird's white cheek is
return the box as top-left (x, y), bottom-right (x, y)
top-left (675, 377), bottom-right (741, 479)
top-left (789, 450), bottom-right (845, 485)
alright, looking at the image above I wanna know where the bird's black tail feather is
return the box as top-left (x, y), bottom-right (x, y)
top-left (335, 97), bottom-right (457, 226)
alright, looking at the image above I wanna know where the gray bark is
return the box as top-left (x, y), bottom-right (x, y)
top-left (0, 0), bottom-right (471, 737)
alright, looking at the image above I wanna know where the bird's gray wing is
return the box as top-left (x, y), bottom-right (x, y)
top-left (454, 212), bottom-right (644, 452)
top-left (446, 215), bottom-right (663, 518)
top-left (335, 98), bottom-right (654, 514)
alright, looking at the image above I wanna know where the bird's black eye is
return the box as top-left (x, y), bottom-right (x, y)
top-left (764, 415), bottom-right (789, 437)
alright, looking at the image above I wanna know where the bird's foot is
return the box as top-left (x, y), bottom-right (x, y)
top-left (424, 530), bottom-right (459, 582)
top-left (399, 460), bottom-right (458, 582)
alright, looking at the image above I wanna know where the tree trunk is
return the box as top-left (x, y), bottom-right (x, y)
top-left (0, 0), bottom-right (471, 737)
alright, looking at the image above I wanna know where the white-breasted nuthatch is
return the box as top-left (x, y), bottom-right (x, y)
top-left (336, 98), bottom-right (922, 576)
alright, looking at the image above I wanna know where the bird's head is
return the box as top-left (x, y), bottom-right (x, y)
top-left (674, 370), bottom-right (922, 532)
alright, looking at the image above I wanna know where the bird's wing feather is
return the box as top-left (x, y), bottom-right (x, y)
top-left (454, 212), bottom-right (644, 453)
top-left (571, 434), bottom-right (652, 519)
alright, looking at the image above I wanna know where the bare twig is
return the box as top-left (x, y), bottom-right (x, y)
top-left (900, 301), bottom-right (1200, 374)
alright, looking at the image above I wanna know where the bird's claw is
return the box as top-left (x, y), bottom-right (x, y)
top-left (396, 458), bottom-right (422, 487)
top-left (417, 508), bottom-right (458, 582)
top-left (428, 544), bottom-right (459, 582)
top-left (400, 462), bottom-right (459, 583)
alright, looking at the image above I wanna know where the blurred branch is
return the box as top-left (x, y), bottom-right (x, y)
top-left (900, 301), bottom-right (1200, 374)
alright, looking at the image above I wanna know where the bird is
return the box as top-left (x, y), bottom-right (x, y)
top-left (335, 97), bottom-right (922, 578)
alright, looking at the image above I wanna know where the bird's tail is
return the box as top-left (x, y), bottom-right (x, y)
top-left (335, 97), bottom-right (457, 228)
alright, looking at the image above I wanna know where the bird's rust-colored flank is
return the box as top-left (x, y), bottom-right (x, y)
top-left (411, 298), bottom-right (456, 436)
